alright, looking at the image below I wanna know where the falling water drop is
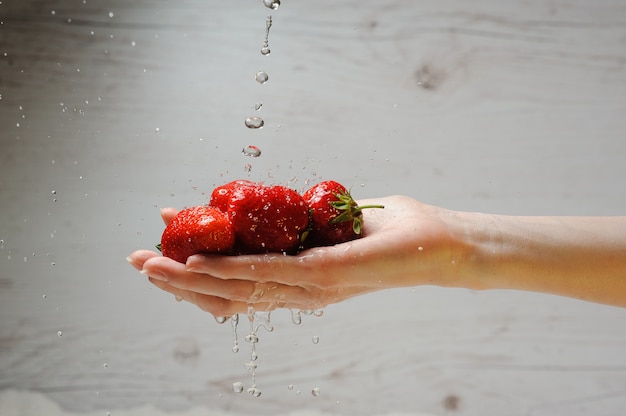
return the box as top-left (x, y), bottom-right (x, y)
top-left (312, 336), bottom-right (320, 344)
top-left (242, 145), bottom-right (262, 158)
top-left (311, 387), bottom-right (321, 397)
top-left (232, 382), bottom-right (244, 393)
top-left (263, 0), bottom-right (280, 10)
top-left (214, 316), bottom-right (228, 324)
top-left (247, 386), bottom-right (262, 397)
top-left (231, 314), bottom-right (240, 353)
top-left (255, 70), bottom-right (269, 84)
top-left (260, 15), bottom-right (272, 55)
top-left (244, 361), bottom-right (258, 372)
top-left (244, 116), bottom-right (264, 129)
top-left (290, 309), bottom-right (302, 325)
top-left (254, 102), bottom-right (263, 111)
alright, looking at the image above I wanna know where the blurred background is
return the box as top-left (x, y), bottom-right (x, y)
top-left (1, 1), bottom-right (626, 415)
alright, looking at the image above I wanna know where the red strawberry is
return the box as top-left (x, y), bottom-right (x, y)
top-left (225, 183), bottom-right (309, 254)
top-left (209, 180), bottom-right (255, 212)
top-left (159, 206), bottom-right (235, 263)
top-left (302, 180), bottom-right (384, 246)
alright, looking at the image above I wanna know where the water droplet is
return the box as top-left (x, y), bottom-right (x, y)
top-left (288, 384), bottom-right (294, 390)
top-left (245, 333), bottom-right (259, 344)
top-left (242, 145), bottom-right (262, 157)
top-left (174, 295), bottom-right (183, 302)
top-left (244, 361), bottom-right (258, 372)
top-left (260, 15), bottom-right (272, 56)
top-left (232, 382), bottom-right (244, 393)
top-left (103, 363), bottom-right (108, 368)
top-left (290, 309), bottom-right (302, 325)
top-left (312, 336), bottom-right (319, 344)
top-left (247, 386), bottom-right (262, 397)
top-left (311, 387), bottom-right (321, 397)
top-left (155, 127), bottom-right (160, 133)
top-left (108, 11), bottom-right (114, 18)
top-left (418, 246), bottom-right (424, 251)
top-left (255, 70), bottom-right (269, 84)
top-left (214, 316), bottom-right (228, 324)
top-left (244, 163), bottom-right (252, 172)
top-left (244, 116), bottom-right (264, 129)
top-left (57, 331), bottom-right (63, 337)
top-left (254, 102), bottom-right (262, 111)
top-left (263, 0), bottom-right (280, 10)
top-left (231, 314), bottom-right (240, 353)
top-left (253, 311), bottom-right (274, 333)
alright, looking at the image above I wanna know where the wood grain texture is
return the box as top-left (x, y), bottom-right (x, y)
top-left (1, 1), bottom-right (625, 415)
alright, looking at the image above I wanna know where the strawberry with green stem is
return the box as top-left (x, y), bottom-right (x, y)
top-left (302, 180), bottom-right (384, 246)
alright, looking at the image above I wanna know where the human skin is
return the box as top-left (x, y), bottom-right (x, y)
top-left (127, 196), bottom-right (626, 317)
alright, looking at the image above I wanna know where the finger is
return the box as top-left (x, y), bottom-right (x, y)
top-left (185, 247), bottom-right (335, 288)
top-left (148, 278), bottom-right (278, 315)
top-left (160, 207), bottom-right (179, 226)
top-left (127, 250), bottom-right (160, 271)
top-left (185, 241), bottom-right (371, 290)
top-left (141, 255), bottom-right (256, 300)
top-left (143, 255), bottom-right (316, 306)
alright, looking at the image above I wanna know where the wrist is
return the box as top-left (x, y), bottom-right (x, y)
top-left (437, 209), bottom-right (502, 291)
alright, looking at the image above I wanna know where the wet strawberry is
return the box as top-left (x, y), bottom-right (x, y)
top-left (209, 180), bottom-right (256, 212)
top-left (226, 183), bottom-right (309, 254)
top-left (159, 205), bottom-right (235, 263)
top-left (302, 180), bottom-right (384, 246)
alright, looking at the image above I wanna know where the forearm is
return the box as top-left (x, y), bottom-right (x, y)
top-left (451, 212), bottom-right (626, 307)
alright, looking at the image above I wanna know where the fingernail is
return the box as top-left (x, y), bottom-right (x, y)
top-left (140, 269), bottom-right (167, 282)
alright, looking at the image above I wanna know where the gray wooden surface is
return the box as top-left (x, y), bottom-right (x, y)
top-left (1, 1), bottom-right (626, 415)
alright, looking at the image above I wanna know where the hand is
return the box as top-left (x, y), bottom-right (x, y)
top-left (127, 196), bottom-right (459, 317)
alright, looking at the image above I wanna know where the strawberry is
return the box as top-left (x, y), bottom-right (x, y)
top-left (223, 183), bottom-right (309, 254)
top-left (159, 205), bottom-right (235, 263)
top-left (209, 180), bottom-right (255, 212)
top-left (302, 180), bottom-right (384, 246)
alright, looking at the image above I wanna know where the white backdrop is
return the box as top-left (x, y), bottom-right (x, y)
top-left (1, 1), bottom-right (626, 415)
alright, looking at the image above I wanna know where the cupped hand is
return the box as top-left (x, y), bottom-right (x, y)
top-left (127, 196), bottom-right (458, 317)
